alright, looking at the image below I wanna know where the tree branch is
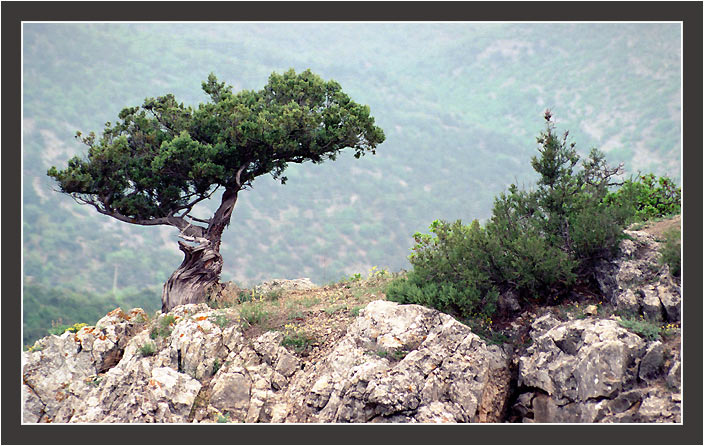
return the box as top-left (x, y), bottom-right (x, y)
top-left (72, 194), bottom-right (205, 237)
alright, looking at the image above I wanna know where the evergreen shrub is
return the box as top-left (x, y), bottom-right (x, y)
top-left (388, 110), bottom-right (634, 317)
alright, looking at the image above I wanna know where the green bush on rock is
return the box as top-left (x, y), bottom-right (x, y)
top-left (605, 173), bottom-right (681, 223)
top-left (388, 110), bottom-right (636, 319)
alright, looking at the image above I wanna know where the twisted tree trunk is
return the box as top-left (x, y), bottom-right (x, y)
top-left (161, 240), bottom-right (223, 312)
top-left (161, 188), bottom-right (239, 312)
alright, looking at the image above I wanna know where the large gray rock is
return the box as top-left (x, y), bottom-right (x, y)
top-left (282, 300), bottom-right (512, 423)
top-left (514, 316), bottom-right (680, 423)
top-left (22, 308), bottom-right (148, 423)
top-left (204, 330), bottom-right (301, 423)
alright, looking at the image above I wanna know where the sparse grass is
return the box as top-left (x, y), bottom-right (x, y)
top-left (324, 303), bottom-right (347, 315)
top-left (300, 296), bottom-right (320, 308)
top-left (239, 302), bottom-right (269, 328)
top-left (465, 318), bottom-right (510, 346)
top-left (212, 358), bottom-right (222, 375)
top-left (150, 314), bottom-right (176, 339)
top-left (349, 305), bottom-right (365, 317)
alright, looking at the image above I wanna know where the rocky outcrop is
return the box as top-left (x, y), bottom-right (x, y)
top-left (282, 300), bottom-right (511, 423)
top-left (22, 301), bottom-right (511, 424)
top-left (23, 293), bottom-right (680, 424)
top-left (512, 315), bottom-right (681, 423)
top-left (22, 308), bottom-right (148, 423)
top-left (595, 229), bottom-right (680, 322)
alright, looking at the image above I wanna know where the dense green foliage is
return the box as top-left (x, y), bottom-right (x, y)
top-left (387, 113), bottom-right (633, 317)
top-left (605, 173), bottom-right (681, 223)
top-left (385, 219), bottom-right (499, 321)
top-left (23, 23), bottom-right (681, 343)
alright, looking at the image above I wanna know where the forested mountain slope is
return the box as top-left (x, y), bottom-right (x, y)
top-left (22, 23), bottom-right (681, 344)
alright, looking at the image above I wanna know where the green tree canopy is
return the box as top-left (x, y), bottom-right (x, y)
top-left (48, 69), bottom-right (385, 311)
top-left (49, 69), bottom-right (384, 226)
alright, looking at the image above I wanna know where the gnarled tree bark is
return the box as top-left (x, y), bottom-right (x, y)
top-left (161, 187), bottom-right (239, 312)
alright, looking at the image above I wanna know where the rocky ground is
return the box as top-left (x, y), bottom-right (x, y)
top-left (22, 216), bottom-right (681, 424)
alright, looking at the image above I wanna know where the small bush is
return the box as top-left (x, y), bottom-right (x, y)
top-left (605, 173), bottom-right (681, 222)
top-left (386, 219), bottom-right (499, 320)
top-left (281, 324), bottom-right (314, 353)
top-left (138, 341), bottom-right (157, 357)
top-left (660, 227), bottom-right (681, 277)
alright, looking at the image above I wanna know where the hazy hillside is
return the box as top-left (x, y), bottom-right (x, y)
top-left (22, 23), bottom-right (681, 344)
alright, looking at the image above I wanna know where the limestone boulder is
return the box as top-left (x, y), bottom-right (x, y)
top-left (22, 307), bottom-right (148, 423)
top-left (513, 316), bottom-right (680, 423)
top-left (282, 300), bottom-right (512, 423)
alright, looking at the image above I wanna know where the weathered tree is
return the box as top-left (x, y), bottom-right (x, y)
top-left (48, 69), bottom-right (385, 312)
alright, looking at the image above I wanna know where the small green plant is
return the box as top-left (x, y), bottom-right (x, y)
top-left (89, 375), bottom-right (103, 387)
top-left (618, 315), bottom-right (662, 341)
top-left (25, 341), bottom-right (44, 352)
top-left (239, 302), bottom-right (268, 327)
top-left (374, 349), bottom-right (388, 358)
top-left (659, 227), bottom-right (681, 277)
top-left (237, 290), bottom-right (254, 304)
top-left (660, 322), bottom-right (679, 339)
top-left (217, 412), bottom-right (230, 423)
top-left (212, 358), bottom-right (222, 375)
top-left (281, 324), bottom-right (314, 353)
top-left (48, 321), bottom-right (88, 336)
top-left (391, 349), bottom-right (409, 361)
top-left (138, 341), bottom-right (157, 357)
top-left (464, 317), bottom-right (509, 346)
top-left (210, 312), bottom-right (231, 329)
top-left (348, 273), bottom-right (362, 282)
top-left (151, 314), bottom-right (177, 338)
top-left (349, 305), bottom-right (365, 317)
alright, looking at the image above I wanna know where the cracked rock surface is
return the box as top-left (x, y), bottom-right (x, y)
top-left (512, 315), bottom-right (680, 423)
top-left (282, 300), bottom-right (511, 423)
